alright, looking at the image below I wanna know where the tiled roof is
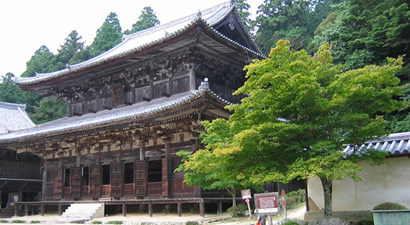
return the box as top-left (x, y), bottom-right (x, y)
top-left (16, 2), bottom-right (263, 86)
top-left (0, 102), bottom-right (35, 134)
top-left (0, 80), bottom-right (230, 143)
top-left (343, 132), bottom-right (410, 156)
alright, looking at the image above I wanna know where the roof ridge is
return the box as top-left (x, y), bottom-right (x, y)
top-left (123, 1), bottom-right (231, 40)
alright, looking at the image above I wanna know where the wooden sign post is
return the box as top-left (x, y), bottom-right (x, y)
top-left (241, 189), bottom-right (252, 218)
top-left (254, 192), bottom-right (280, 225)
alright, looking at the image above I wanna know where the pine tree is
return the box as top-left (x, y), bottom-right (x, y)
top-left (124, 7), bottom-right (160, 35)
top-left (89, 12), bottom-right (123, 57)
top-left (55, 30), bottom-right (87, 69)
top-left (21, 46), bottom-right (56, 77)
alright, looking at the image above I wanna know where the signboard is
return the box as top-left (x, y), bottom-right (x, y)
top-left (254, 192), bottom-right (279, 215)
top-left (241, 189), bottom-right (252, 199)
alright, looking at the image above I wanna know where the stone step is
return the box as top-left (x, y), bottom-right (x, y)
top-left (58, 203), bottom-right (104, 223)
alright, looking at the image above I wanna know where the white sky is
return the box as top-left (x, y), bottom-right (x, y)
top-left (0, 0), bottom-right (264, 77)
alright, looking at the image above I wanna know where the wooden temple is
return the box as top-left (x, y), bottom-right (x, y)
top-left (0, 2), bottom-right (263, 217)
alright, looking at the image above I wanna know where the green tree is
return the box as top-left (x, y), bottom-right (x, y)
top-left (176, 119), bottom-right (262, 208)
top-left (55, 30), bottom-right (87, 69)
top-left (179, 40), bottom-right (406, 218)
top-left (254, 0), bottom-right (341, 54)
top-left (312, 0), bottom-right (410, 132)
top-left (21, 46), bottom-right (56, 77)
top-left (89, 12), bottom-right (122, 57)
top-left (231, 0), bottom-right (251, 30)
top-left (31, 97), bottom-right (67, 124)
top-left (125, 7), bottom-right (160, 34)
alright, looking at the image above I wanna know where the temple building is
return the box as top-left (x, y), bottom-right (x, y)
top-left (0, 102), bottom-right (41, 218)
top-left (0, 2), bottom-right (264, 218)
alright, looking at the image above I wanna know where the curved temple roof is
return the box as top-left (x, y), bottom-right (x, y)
top-left (16, 1), bottom-right (263, 86)
top-left (343, 132), bottom-right (410, 156)
top-left (0, 79), bottom-right (230, 143)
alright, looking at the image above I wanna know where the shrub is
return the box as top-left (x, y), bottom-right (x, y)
top-left (11, 221), bottom-right (25, 224)
top-left (107, 221), bottom-right (123, 224)
top-left (0, 220), bottom-right (8, 223)
top-left (227, 203), bottom-right (248, 217)
top-left (373, 202), bottom-right (407, 210)
top-left (285, 189), bottom-right (306, 209)
top-left (91, 221), bottom-right (102, 224)
top-left (186, 222), bottom-right (199, 225)
top-left (30, 221), bottom-right (41, 224)
top-left (315, 218), bottom-right (349, 225)
top-left (282, 220), bottom-right (301, 225)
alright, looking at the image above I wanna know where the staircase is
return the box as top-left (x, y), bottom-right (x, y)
top-left (57, 203), bottom-right (104, 223)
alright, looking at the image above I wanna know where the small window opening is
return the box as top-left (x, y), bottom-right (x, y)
top-left (81, 166), bottom-right (89, 186)
top-left (64, 168), bottom-right (70, 187)
top-left (102, 165), bottom-right (110, 185)
top-left (148, 160), bottom-right (162, 182)
top-left (124, 163), bottom-right (134, 184)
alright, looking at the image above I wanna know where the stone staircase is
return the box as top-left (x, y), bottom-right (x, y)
top-left (57, 203), bottom-right (104, 223)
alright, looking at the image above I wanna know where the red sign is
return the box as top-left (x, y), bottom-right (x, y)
top-left (254, 192), bottom-right (279, 214)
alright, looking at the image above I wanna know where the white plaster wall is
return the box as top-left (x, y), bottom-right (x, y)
top-left (308, 156), bottom-right (410, 211)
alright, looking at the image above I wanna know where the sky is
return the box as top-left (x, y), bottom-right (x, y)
top-left (0, 0), bottom-right (264, 77)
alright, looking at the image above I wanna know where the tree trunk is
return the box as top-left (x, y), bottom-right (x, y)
top-left (226, 188), bottom-right (237, 208)
top-left (320, 177), bottom-right (333, 218)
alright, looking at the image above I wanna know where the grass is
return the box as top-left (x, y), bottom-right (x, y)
top-left (30, 221), bottom-right (40, 224)
top-left (107, 221), bottom-right (123, 224)
top-left (0, 220), bottom-right (8, 223)
top-left (91, 221), bottom-right (102, 224)
top-left (11, 221), bottom-right (25, 224)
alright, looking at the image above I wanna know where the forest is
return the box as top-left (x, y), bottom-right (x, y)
top-left (0, 0), bottom-right (408, 131)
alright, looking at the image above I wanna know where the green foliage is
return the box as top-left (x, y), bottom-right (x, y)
top-left (282, 221), bottom-right (301, 225)
top-left (31, 97), bottom-right (67, 124)
top-left (90, 12), bottom-right (122, 57)
top-left (185, 221), bottom-right (199, 225)
top-left (30, 221), bottom-right (40, 224)
top-left (125, 7), bottom-right (160, 35)
top-left (0, 220), bottom-right (8, 223)
top-left (56, 30), bottom-right (87, 68)
top-left (21, 46), bottom-right (56, 77)
top-left (285, 189), bottom-right (305, 209)
top-left (181, 40), bottom-right (406, 219)
top-left (10, 220), bottom-right (25, 224)
top-left (91, 221), bottom-right (102, 224)
top-left (373, 202), bottom-right (408, 210)
top-left (231, 0), bottom-right (252, 30)
top-left (107, 221), bottom-right (123, 224)
top-left (227, 203), bottom-right (248, 217)
top-left (254, 0), bottom-right (341, 53)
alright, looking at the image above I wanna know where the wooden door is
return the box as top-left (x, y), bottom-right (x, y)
top-left (89, 165), bottom-right (101, 198)
top-left (53, 168), bottom-right (63, 200)
top-left (162, 158), bottom-right (169, 197)
top-left (71, 167), bottom-right (81, 199)
top-left (110, 162), bottom-right (122, 198)
top-left (134, 160), bottom-right (146, 197)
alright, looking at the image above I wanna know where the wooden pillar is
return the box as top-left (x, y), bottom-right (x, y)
top-left (25, 204), bottom-right (28, 216)
top-left (189, 67), bottom-right (196, 90)
top-left (41, 204), bottom-right (45, 216)
top-left (217, 201), bottom-right (222, 215)
top-left (162, 138), bottom-right (170, 198)
top-left (42, 158), bottom-right (47, 201)
top-left (148, 203), bottom-right (153, 217)
top-left (122, 204), bottom-right (127, 217)
top-left (177, 201), bottom-right (182, 217)
top-left (58, 205), bottom-right (62, 215)
top-left (14, 204), bottom-right (18, 217)
top-left (199, 199), bottom-right (205, 217)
